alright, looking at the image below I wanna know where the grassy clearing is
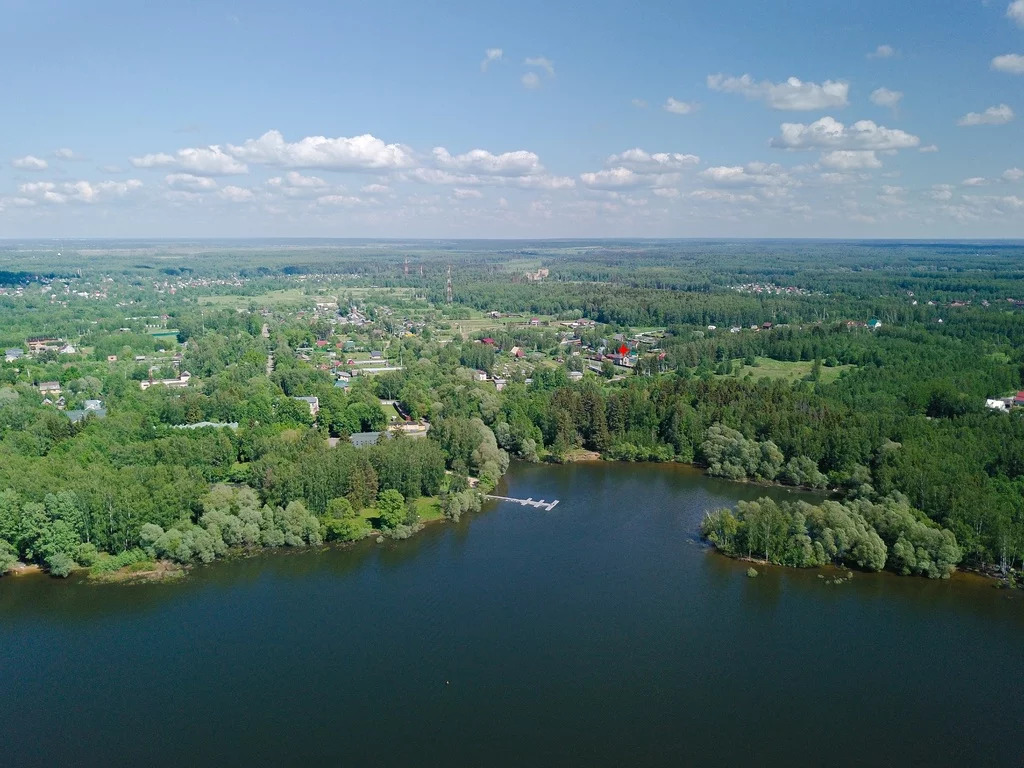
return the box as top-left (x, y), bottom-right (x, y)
top-left (717, 357), bottom-right (855, 385)
top-left (413, 496), bottom-right (444, 522)
top-left (198, 288), bottom-right (313, 309)
top-left (380, 403), bottom-right (401, 421)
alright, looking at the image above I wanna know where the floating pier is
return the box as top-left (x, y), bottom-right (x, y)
top-left (483, 495), bottom-right (559, 511)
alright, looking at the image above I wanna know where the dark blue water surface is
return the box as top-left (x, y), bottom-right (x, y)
top-left (1, 462), bottom-right (1021, 768)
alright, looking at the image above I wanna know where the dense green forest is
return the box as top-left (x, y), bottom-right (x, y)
top-left (1, 239), bottom-right (1022, 582)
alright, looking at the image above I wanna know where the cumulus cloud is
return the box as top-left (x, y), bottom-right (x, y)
top-left (919, 144), bottom-right (939, 153)
top-left (962, 177), bottom-right (988, 186)
top-left (480, 48), bottom-right (503, 71)
top-left (928, 184), bottom-right (955, 201)
top-left (991, 54), bottom-right (1024, 74)
top-left (605, 149), bottom-right (700, 171)
top-left (524, 56), bottom-right (555, 76)
top-left (699, 162), bottom-right (795, 187)
top-left (688, 189), bottom-right (759, 204)
top-left (957, 104), bottom-right (1014, 126)
top-left (316, 194), bottom-right (367, 207)
top-left (663, 97), bottom-right (699, 114)
top-left (771, 116), bottom-right (920, 150)
top-left (579, 167), bottom-right (680, 189)
top-left (361, 183), bottom-right (391, 194)
top-left (165, 173), bottom-right (217, 191)
top-left (1010, 0), bottom-right (1024, 27)
top-left (53, 148), bottom-right (85, 160)
top-left (219, 185), bottom-right (254, 202)
top-left (433, 147), bottom-right (542, 176)
top-left (269, 171), bottom-right (328, 188)
top-left (12, 155), bottom-right (48, 170)
top-left (227, 130), bottom-right (413, 170)
top-left (707, 73), bottom-right (849, 110)
top-left (652, 187), bottom-right (680, 198)
top-left (867, 44), bottom-right (896, 59)
top-left (17, 179), bottom-right (142, 204)
top-left (452, 188), bottom-right (484, 199)
top-left (1003, 167), bottom-right (1024, 181)
top-left (131, 145), bottom-right (247, 175)
top-left (870, 87), bottom-right (903, 108)
top-left (521, 72), bottom-right (541, 89)
top-left (819, 150), bottom-right (882, 170)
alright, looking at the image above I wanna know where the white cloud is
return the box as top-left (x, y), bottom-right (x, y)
top-left (653, 187), bottom-right (680, 199)
top-left (707, 73), bottom-right (849, 110)
top-left (361, 183), bottom-right (391, 194)
top-left (605, 148), bottom-right (700, 171)
top-left (957, 104), bottom-right (1014, 126)
top-left (1003, 167), bottom-right (1024, 181)
top-left (521, 72), bottom-right (541, 89)
top-left (870, 87), bottom-right (903, 108)
top-left (1009, 0), bottom-right (1024, 27)
top-left (131, 145), bottom-right (247, 175)
top-left (919, 144), bottom-right (939, 153)
top-left (771, 116), bottom-right (920, 150)
top-left (819, 150), bottom-right (882, 170)
top-left (12, 155), bottom-right (48, 170)
top-left (480, 48), bottom-right (503, 72)
top-left (17, 179), bottom-right (141, 204)
top-left (277, 171), bottom-right (327, 188)
top-left (165, 173), bottom-right (217, 191)
top-left (688, 189), bottom-right (759, 204)
top-left (580, 167), bottom-right (681, 189)
top-left (316, 194), bottom-right (367, 207)
top-left (524, 56), bottom-right (555, 76)
top-left (991, 54), bottom-right (1024, 74)
top-left (663, 97), bottom-right (699, 114)
top-left (219, 185), bottom-right (254, 202)
top-left (227, 130), bottom-right (414, 170)
top-left (433, 147), bottom-right (542, 176)
top-left (867, 44), bottom-right (896, 59)
top-left (928, 184), bottom-right (955, 201)
top-left (631, 98), bottom-right (648, 108)
top-left (700, 162), bottom-right (795, 187)
top-left (53, 148), bottom-right (85, 160)
top-left (452, 188), bottom-right (483, 199)
top-left (962, 177), bottom-right (988, 186)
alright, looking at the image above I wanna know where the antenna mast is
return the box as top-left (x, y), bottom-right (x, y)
top-left (445, 264), bottom-right (453, 304)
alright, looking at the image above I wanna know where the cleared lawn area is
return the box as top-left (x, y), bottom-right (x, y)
top-left (719, 356), bottom-right (854, 384)
top-left (443, 311), bottom-right (559, 338)
top-left (355, 496), bottom-right (444, 527)
top-left (412, 496), bottom-right (444, 522)
top-left (198, 288), bottom-right (313, 309)
top-left (380, 403), bottom-right (401, 421)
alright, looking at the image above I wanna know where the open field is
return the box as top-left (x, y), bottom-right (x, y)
top-left (717, 357), bottom-right (855, 384)
top-left (198, 288), bottom-right (315, 309)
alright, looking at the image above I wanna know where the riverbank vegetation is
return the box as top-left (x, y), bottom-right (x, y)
top-left (701, 494), bottom-right (962, 578)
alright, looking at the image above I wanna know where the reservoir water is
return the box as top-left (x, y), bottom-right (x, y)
top-left (1, 462), bottom-right (1021, 767)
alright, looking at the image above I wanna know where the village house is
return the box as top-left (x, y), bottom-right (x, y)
top-left (26, 336), bottom-right (63, 354)
top-left (349, 431), bottom-right (391, 448)
top-left (140, 371), bottom-right (192, 390)
top-left (38, 381), bottom-right (62, 395)
top-left (5, 348), bottom-right (23, 362)
top-left (293, 396), bottom-right (320, 417)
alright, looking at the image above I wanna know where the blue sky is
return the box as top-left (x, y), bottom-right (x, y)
top-left (1, 0), bottom-right (1022, 237)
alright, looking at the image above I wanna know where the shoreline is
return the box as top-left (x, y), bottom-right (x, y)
top-left (2, 460), bottom-right (1013, 588)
